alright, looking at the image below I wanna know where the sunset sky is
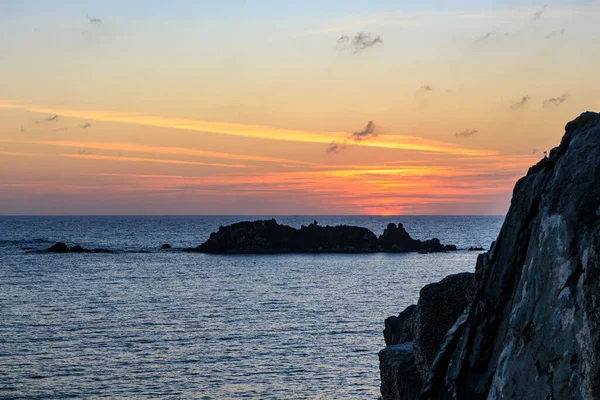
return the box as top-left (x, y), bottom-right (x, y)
top-left (1, 0), bottom-right (598, 215)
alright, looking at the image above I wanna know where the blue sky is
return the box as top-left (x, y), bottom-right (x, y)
top-left (1, 0), bottom-right (588, 18)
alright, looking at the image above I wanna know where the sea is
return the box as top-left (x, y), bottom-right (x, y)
top-left (0, 215), bottom-right (504, 399)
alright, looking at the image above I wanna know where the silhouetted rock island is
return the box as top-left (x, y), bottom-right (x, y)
top-left (184, 220), bottom-right (457, 254)
top-left (379, 111), bottom-right (600, 399)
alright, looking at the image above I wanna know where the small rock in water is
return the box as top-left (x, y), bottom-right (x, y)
top-left (46, 242), bottom-right (69, 253)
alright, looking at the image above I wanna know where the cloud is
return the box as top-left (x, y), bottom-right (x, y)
top-left (543, 94), bottom-right (568, 107)
top-left (0, 103), bottom-right (496, 156)
top-left (46, 114), bottom-right (59, 121)
top-left (351, 120), bottom-right (380, 141)
top-left (51, 127), bottom-right (68, 133)
top-left (510, 96), bottom-right (530, 110)
top-left (455, 129), bottom-right (478, 138)
top-left (326, 141), bottom-right (347, 154)
top-left (420, 85), bottom-right (433, 92)
top-left (61, 154), bottom-right (248, 168)
top-left (87, 16), bottom-right (102, 24)
top-left (81, 122), bottom-right (92, 129)
top-left (20, 126), bottom-right (25, 133)
top-left (533, 5), bottom-right (548, 20)
top-left (475, 32), bottom-right (493, 43)
top-left (337, 32), bottom-right (383, 53)
top-left (325, 121), bottom-right (381, 153)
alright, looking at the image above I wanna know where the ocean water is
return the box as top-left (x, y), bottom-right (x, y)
top-left (0, 216), bottom-right (503, 399)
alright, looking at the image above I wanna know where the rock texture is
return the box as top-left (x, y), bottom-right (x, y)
top-left (413, 272), bottom-right (476, 380)
top-left (379, 342), bottom-right (423, 400)
top-left (417, 111), bottom-right (600, 399)
top-left (189, 219), bottom-right (456, 254)
top-left (384, 304), bottom-right (416, 346)
top-left (379, 273), bottom-right (476, 399)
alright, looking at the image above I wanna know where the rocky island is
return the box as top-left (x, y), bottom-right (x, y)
top-left (185, 220), bottom-right (457, 254)
top-left (379, 111), bottom-right (600, 399)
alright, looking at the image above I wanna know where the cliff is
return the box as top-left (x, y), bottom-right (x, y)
top-left (381, 111), bottom-right (600, 399)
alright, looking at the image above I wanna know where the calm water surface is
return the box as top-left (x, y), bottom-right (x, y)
top-left (0, 216), bottom-right (503, 399)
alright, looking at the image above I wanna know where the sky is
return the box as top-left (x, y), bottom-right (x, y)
top-left (0, 0), bottom-right (599, 215)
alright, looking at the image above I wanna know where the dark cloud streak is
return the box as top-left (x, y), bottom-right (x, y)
top-left (351, 120), bottom-right (379, 141)
top-left (510, 96), bottom-right (530, 110)
top-left (337, 32), bottom-right (383, 53)
top-left (325, 120), bottom-right (381, 154)
top-left (454, 129), bottom-right (478, 138)
top-left (543, 94), bottom-right (568, 107)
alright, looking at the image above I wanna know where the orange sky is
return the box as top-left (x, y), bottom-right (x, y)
top-left (1, 1), bottom-right (598, 215)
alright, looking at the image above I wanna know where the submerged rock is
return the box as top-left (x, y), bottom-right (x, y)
top-left (467, 246), bottom-right (484, 251)
top-left (45, 242), bottom-right (112, 253)
top-left (190, 219), bottom-right (455, 254)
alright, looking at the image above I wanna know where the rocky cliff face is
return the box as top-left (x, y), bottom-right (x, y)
top-left (381, 111), bottom-right (600, 399)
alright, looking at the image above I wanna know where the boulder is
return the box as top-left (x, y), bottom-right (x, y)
top-left (379, 342), bottom-right (422, 400)
top-left (384, 304), bottom-right (416, 346)
top-left (69, 245), bottom-right (88, 253)
top-left (46, 242), bottom-right (69, 253)
top-left (412, 272), bottom-right (476, 380)
top-left (161, 243), bottom-right (172, 249)
top-left (379, 273), bottom-right (476, 399)
top-left (421, 112), bottom-right (600, 399)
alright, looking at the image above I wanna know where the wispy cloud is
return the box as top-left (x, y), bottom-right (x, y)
top-left (533, 5), bottom-right (548, 20)
top-left (87, 15), bottom-right (102, 24)
top-left (454, 129), bottom-right (478, 138)
top-left (337, 32), bottom-right (383, 53)
top-left (61, 153), bottom-right (248, 168)
top-left (325, 141), bottom-right (346, 154)
top-left (420, 85), bottom-right (433, 92)
top-left (475, 32), bottom-right (493, 43)
top-left (0, 138), bottom-right (316, 166)
top-left (510, 95), bottom-right (530, 110)
top-left (80, 122), bottom-right (92, 129)
top-left (0, 103), bottom-right (496, 156)
top-left (46, 114), bottom-right (59, 121)
top-left (543, 94), bottom-right (568, 107)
